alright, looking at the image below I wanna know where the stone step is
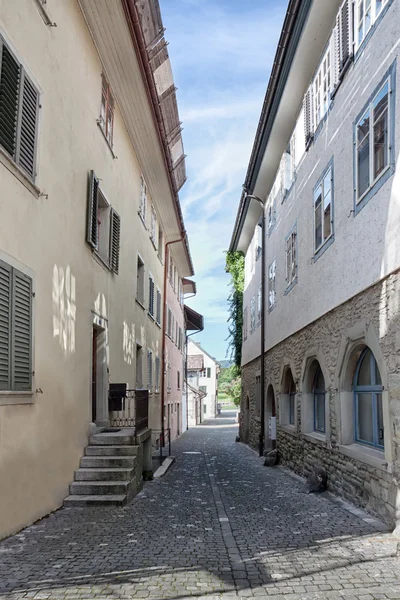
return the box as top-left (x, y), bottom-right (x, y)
top-left (64, 494), bottom-right (127, 507)
top-left (86, 445), bottom-right (138, 457)
top-left (75, 468), bottom-right (134, 481)
top-left (89, 432), bottom-right (135, 446)
top-left (80, 456), bottom-right (136, 469)
top-left (70, 481), bottom-right (131, 496)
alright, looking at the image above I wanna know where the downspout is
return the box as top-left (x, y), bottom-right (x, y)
top-left (259, 210), bottom-right (266, 457)
top-left (185, 329), bottom-right (199, 431)
top-left (161, 234), bottom-right (186, 449)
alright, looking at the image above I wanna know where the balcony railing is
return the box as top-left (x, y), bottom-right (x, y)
top-left (108, 385), bottom-right (149, 432)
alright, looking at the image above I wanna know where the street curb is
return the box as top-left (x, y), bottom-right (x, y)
top-left (153, 456), bottom-right (175, 478)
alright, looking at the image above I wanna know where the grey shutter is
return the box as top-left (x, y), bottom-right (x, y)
top-left (339, 0), bottom-right (351, 70)
top-left (0, 43), bottom-right (21, 159)
top-left (87, 170), bottom-right (99, 249)
top-left (156, 289), bottom-right (161, 324)
top-left (16, 71), bottom-right (39, 179)
top-left (109, 208), bottom-right (121, 273)
top-left (11, 268), bottom-right (32, 391)
top-left (303, 86), bottom-right (313, 146)
top-left (0, 261), bottom-right (11, 390)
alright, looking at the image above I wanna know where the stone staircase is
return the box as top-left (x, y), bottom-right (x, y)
top-left (64, 429), bottom-right (143, 507)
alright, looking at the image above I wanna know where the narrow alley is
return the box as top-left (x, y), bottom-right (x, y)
top-left (0, 413), bottom-right (399, 600)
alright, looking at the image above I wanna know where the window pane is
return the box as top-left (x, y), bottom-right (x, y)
top-left (357, 348), bottom-right (372, 386)
top-left (289, 393), bottom-right (295, 425)
top-left (357, 110), bottom-right (370, 198)
top-left (375, 359), bottom-right (382, 385)
top-left (365, 0), bottom-right (372, 32)
top-left (376, 0), bottom-right (384, 15)
top-left (315, 198), bottom-right (322, 250)
top-left (315, 366), bottom-right (325, 391)
top-left (356, 392), bottom-right (374, 443)
top-left (323, 202), bottom-right (331, 241)
top-left (357, 0), bottom-right (364, 45)
top-left (314, 393), bottom-right (325, 432)
top-left (373, 82), bottom-right (389, 179)
top-left (377, 393), bottom-right (384, 446)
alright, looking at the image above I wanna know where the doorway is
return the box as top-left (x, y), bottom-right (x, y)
top-left (264, 385), bottom-right (276, 450)
top-left (243, 395), bottom-right (250, 443)
top-left (91, 323), bottom-right (108, 426)
top-left (92, 327), bottom-right (98, 422)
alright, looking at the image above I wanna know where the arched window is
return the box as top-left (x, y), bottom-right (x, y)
top-left (280, 368), bottom-right (296, 427)
top-left (313, 366), bottom-right (325, 433)
top-left (285, 370), bottom-right (296, 425)
top-left (354, 348), bottom-right (383, 448)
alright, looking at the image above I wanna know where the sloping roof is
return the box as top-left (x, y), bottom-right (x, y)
top-left (187, 355), bottom-right (204, 371)
top-left (185, 305), bottom-right (204, 331)
top-left (189, 341), bottom-right (218, 365)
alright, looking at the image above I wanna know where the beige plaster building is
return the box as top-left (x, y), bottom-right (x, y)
top-left (230, 0), bottom-right (400, 527)
top-left (0, 0), bottom-right (194, 539)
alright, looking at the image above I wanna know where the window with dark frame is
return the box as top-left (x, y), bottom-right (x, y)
top-left (285, 227), bottom-right (297, 287)
top-left (314, 165), bottom-right (333, 252)
top-left (0, 38), bottom-right (40, 180)
top-left (136, 256), bottom-right (145, 305)
top-left (354, 347), bottom-right (384, 449)
top-left (99, 74), bottom-right (115, 147)
top-left (313, 365), bottom-right (326, 433)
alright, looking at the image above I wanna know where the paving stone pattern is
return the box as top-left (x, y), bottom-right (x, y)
top-left (1, 412), bottom-right (400, 599)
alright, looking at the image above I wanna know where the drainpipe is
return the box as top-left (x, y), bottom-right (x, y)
top-left (185, 329), bottom-right (199, 430)
top-left (161, 234), bottom-right (186, 453)
top-left (245, 194), bottom-right (266, 457)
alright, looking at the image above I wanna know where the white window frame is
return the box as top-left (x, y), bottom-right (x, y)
top-left (285, 226), bottom-right (297, 288)
top-left (313, 38), bottom-right (333, 128)
top-left (355, 76), bottom-right (391, 204)
top-left (150, 204), bottom-right (158, 247)
top-left (148, 273), bottom-right (155, 317)
top-left (139, 175), bottom-right (147, 224)
top-left (314, 164), bottom-right (333, 253)
top-left (147, 349), bottom-right (153, 392)
top-left (268, 260), bottom-right (276, 310)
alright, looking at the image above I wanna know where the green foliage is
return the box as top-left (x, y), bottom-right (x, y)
top-left (218, 367), bottom-right (241, 407)
top-left (225, 251), bottom-right (244, 369)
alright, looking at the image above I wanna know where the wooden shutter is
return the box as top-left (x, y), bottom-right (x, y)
top-left (147, 351), bottom-right (152, 389)
top-left (11, 269), bottom-right (32, 391)
top-left (16, 72), bottom-right (39, 178)
top-left (87, 171), bottom-right (99, 249)
top-left (109, 208), bottom-right (121, 273)
top-left (156, 289), bottom-right (161, 324)
top-left (0, 43), bottom-right (20, 159)
top-left (303, 86), bottom-right (313, 146)
top-left (0, 261), bottom-right (11, 390)
top-left (339, 0), bottom-right (352, 70)
top-left (148, 276), bottom-right (154, 315)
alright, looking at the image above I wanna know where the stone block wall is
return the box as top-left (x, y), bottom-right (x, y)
top-left (240, 271), bottom-right (400, 526)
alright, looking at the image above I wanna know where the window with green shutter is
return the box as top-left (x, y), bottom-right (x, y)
top-left (0, 259), bottom-right (33, 391)
top-left (0, 38), bottom-right (39, 180)
top-left (87, 170), bottom-right (121, 274)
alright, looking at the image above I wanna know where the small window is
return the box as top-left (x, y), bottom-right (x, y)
top-left (155, 356), bottom-right (161, 393)
top-left (0, 260), bottom-right (33, 391)
top-left (354, 347), bottom-right (384, 448)
top-left (313, 365), bottom-right (326, 433)
top-left (356, 78), bottom-right (390, 202)
top-left (136, 344), bottom-right (143, 388)
top-left (150, 205), bottom-right (158, 247)
top-left (87, 171), bottom-right (120, 273)
top-left (203, 404), bottom-right (207, 415)
top-left (147, 350), bottom-right (153, 392)
top-left (0, 39), bottom-right (40, 180)
top-left (314, 165), bottom-right (333, 252)
top-left (139, 175), bottom-right (147, 223)
top-left (148, 274), bottom-right (155, 317)
top-left (207, 368), bottom-right (211, 378)
top-left (285, 226), bottom-right (297, 288)
top-left (313, 41), bottom-right (332, 126)
top-left (136, 256), bottom-right (145, 305)
top-left (177, 370), bottom-right (180, 390)
top-left (268, 261), bottom-right (276, 310)
top-left (250, 295), bottom-right (256, 331)
top-left (243, 307), bottom-right (248, 341)
top-left (100, 74), bottom-right (115, 147)
top-left (158, 228), bottom-right (164, 262)
top-left (257, 284), bottom-right (262, 323)
top-left (156, 288), bottom-right (161, 325)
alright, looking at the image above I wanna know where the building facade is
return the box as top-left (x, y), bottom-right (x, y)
top-left (0, 0), bottom-right (193, 539)
top-left (188, 340), bottom-right (219, 420)
top-left (230, 0), bottom-right (400, 527)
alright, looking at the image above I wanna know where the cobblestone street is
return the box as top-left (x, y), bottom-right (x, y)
top-left (1, 412), bottom-right (400, 600)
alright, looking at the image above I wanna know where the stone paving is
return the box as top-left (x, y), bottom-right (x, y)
top-left (1, 412), bottom-right (400, 599)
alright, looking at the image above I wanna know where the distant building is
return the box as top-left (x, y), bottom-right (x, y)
top-left (188, 341), bottom-right (220, 420)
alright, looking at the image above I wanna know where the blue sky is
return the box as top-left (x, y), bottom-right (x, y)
top-left (160, 0), bottom-right (288, 361)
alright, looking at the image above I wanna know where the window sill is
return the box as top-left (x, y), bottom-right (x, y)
top-left (150, 237), bottom-right (158, 251)
top-left (93, 251), bottom-right (112, 273)
top-left (0, 147), bottom-right (40, 198)
top-left (0, 391), bottom-right (35, 406)
top-left (284, 277), bottom-right (298, 296)
top-left (338, 443), bottom-right (387, 472)
top-left (279, 424), bottom-right (297, 436)
top-left (313, 234), bottom-right (334, 262)
top-left (355, 164), bottom-right (393, 215)
top-left (135, 298), bottom-right (146, 310)
top-left (155, 321), bottom-right (161, 329)
top-left (33, 0), bottom-right (55, 25)
top-left (138, 212), bottom-right (147, 229)
top-left (302, 431), bottom-right (326, 447)
top-left (97, 122), bottom-right (117, 159)
top-left (147, 312), bottom-right (155, 322)
top-left (157, 254), bottom-right (164, 265)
